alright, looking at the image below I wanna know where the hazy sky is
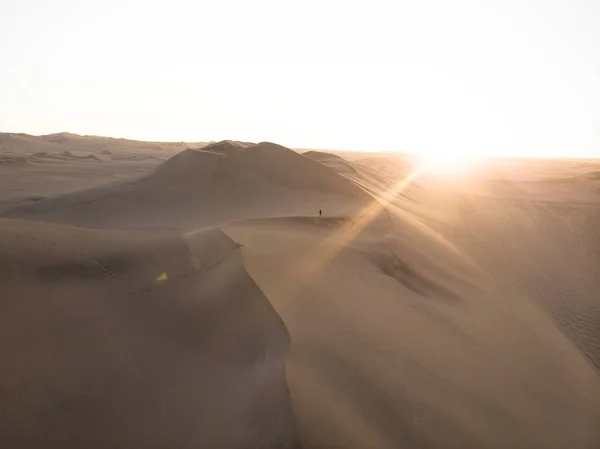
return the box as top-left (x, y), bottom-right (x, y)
top-left (1, 0), bottom-right (599, 157)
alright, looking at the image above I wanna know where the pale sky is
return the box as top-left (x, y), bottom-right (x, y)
top-left (1, 0), bottom-right (599, 157)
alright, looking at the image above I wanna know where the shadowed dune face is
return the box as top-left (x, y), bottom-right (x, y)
top-left (2, 142), bottom-right (374, 229)
top-left (0, 221), bottom-right (295, 448)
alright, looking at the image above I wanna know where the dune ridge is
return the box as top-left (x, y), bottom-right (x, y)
top-left (0, 218), bottom-right (296, 448)
top-left (2, 142), bottom-right (374, 229)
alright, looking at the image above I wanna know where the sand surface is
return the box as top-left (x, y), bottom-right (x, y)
top-left (0, 133), bottom-right (208, 213)
top-left (1, 134), bottom-right (600, 448)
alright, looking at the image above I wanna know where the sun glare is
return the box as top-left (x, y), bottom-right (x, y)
top-left (418, 152), bottom-right (475, 176)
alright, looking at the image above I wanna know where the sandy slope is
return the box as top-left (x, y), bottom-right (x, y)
top-left (224, 215), bottom-right (600, 449)
top-left (0, 132), bottom-right (205, 156)
top-left (0, 132), bottom-right (207, 212)
top-left (0, 220), bottom-right (295, 448)
top-left (1, 138), bottom-right (600, 448)
top-left (2, 141), bottom-right (372, 229)
top-left (412, 177), bottom-right (600, 372)
top-left (319, 152), bottom-right (600, 372)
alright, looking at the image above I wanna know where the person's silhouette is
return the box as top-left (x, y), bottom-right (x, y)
top-left (319, 209), bottom-right (322, 217)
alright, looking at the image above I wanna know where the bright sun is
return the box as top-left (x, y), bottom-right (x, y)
top-left (417, 152), bottom-right (474, 176)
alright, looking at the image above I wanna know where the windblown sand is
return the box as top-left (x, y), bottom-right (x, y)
top-left (1, 133), bottom-right (599, 448)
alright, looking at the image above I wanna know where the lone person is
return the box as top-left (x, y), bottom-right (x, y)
top-left (319, 209), bottom-right (322, 217)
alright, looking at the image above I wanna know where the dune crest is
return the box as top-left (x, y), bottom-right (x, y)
top-left (0, 219), bottom-right (296, 448)
top-left (2, 141), bottom-right (374, 228)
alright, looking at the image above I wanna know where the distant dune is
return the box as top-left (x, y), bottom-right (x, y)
top-left (0, 132), bottom-right (209, 213)
top-left (1, 135), bottom-right (600, 448)
top-left (2, 141), bottom-right (373, 229)
top-left (304, 150), bottom-right (359, 176)
top-left (0, 132), bottom-right (207, 154)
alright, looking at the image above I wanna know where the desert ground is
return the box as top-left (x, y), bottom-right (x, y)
top-left (1, 132), bottom-right (600, 448)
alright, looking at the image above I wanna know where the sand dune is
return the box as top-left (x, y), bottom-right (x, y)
top-left (414, 180), bottom-right (600, 371)
top-left (0, 133), bottom-right (208, 213)
top-left (1, 137), bottom-right (600, 448)
top-left (0, 220), bottom-right (295, 448)
top-left (322, 153), bottom-right (600, 372)
top-left (304, 150), bottom-right (360, 176)
top-left (225, 214), bottom-right (600, 449)
top-left (0, 132), bottom-right (206, 155)
top-left (2, 141), bottom-right (373, 229)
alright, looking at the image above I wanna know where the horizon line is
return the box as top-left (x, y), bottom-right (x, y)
top-left (2, 130), bottom-right (599, 161)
